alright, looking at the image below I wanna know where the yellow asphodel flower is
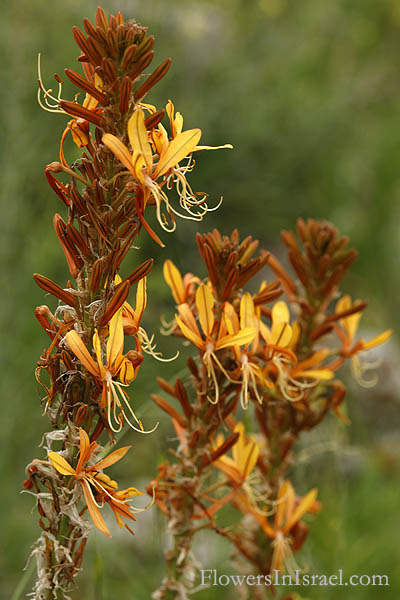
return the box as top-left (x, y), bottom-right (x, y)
top-left (103, 105), bottom-right (231, 235)
top-left (175, 284), bottom-right (256, 403)
top-left (245, 481), bottom-right (320, 575)
top-left (224, 294), bottom-right (272, 409)
top-left (65, 309), bottom-right (155, 433)
top-left (49, 428), bottom-right (145, 538)
top-left (213, 423), bottom-right (260, 487)
top-left (335, 295), bottom-right (392, 387)
top-left (163, 259), bottom-right (200, 305)
top-left (120, 275), bottom-right (178, 363)
top-left (261, 301), bottom-right (333, 401)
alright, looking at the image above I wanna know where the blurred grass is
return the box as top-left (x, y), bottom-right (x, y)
top-left (1, 0), bottom-right (399, 598)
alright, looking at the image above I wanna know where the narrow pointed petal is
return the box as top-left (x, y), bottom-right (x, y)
top-left (76, 428), bottom-right (91, 473)
top-left (272, 301), bottom-right (290, 324)
top-left (271, 322), bottom-right (293, 347)
top-left (362, 329), bottom-right (392, 350)
top-left (134, 277), bottom-right (147, 324)
top-left (154, 129), bottom-right (202, 177)
top-left (193, 143), bottom-right (233, 151)
top-left (275, 481), bottom-right (290, 530)
top-left (216, 328), bottom-right (257, 350)
top-left (93, 445), bottom-right (132, 471)
top-left (65, 330), bottom-right (100, 378)
top-left (240, 293), bottom-right (256, 329)
top-left (196, 284), bottom-right (214, 337)
top-left (128, 108), bottom-right (153, 169)
top-left (284, 488), bottom-right (318, 534)
top-left (81, 480), bottom-right (111, 538)
top-left (296, 369), bottom-right (334, 380)
top-left (175, 315), bottom-right (204, 349)
top-left (102, 133), bottom-right (135, 176)
top-left (177, 304), bottom-right (202, 339)
top-left (107, 309), bottom-right (124, 368)
top-left (48, 452), bottom-right (76, 476)
top-left (163, 259), bottom-right (185, 304)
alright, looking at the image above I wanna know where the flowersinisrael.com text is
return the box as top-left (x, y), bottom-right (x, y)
top-left (200, 569), bottom-right (390, 588)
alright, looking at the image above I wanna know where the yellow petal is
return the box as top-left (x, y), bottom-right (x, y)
top-left (154, 129), bottom-right (202, 177)
top-left (216, 328), bottom-right (257, 350)
top-left (284, 488), bottom-right (318, 534)
top-left (81, 480), bottom-right (111, 538)
top-left (289, 321), bottom-right (300, 349)
top-left (296, 369), bottom-right (334, 380)
top-left (240, 293), bottom-right (256, 330)
top-left (177, 304), bottom-right (202, 339)
top-left (175, 315), bottom-right (204, 348)
top-left (163, 260), bottom-right (185, 304)
top-left (196, 284), bottom-right (215, 337)
top-left (65, 330), bottom-right (100, 378)
top-left (362, 329), bottom-right (392, 350)
top-left (128, 108), bottom-right (153, 169)
top-left (102, 134), bottom-right (135, 176)
top-left (93, 445), bottom-right (131, 471)
top-left (107, 309), bottom-right (124, 369)
top-left (272, 301), bottom-right (290, 325)
top-left (271, 322), bottom-right (293, 347)
top-left (119, 358), bottom-right (135, 384)
top-left (193, 144), bottom-right (233, 151)
top-left (275, 481), bottom-right (291, 529)
top-left (134, 277), bottom-right (147, 324)
top-left (48, 452), bottom-right (76, 476)
top-left (76, 428), bottom-right (91, 473)
top-left (92, 330), bottom-right (104, 377)
top-left (336, 294), bottom-right (351, 315)
top-left (222, 303), bottom-right (239, 336)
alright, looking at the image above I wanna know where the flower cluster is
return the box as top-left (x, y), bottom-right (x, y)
top-left (149, 224), bottom-right (391, 596)
top-left (26, 8), bottom-right (229, 598)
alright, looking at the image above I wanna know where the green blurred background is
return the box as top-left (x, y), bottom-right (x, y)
top-left (1, 0), bottom-right (399, 598)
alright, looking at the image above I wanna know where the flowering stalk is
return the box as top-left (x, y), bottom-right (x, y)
top-left (25, 8), bottom-right (229, 599)
top-left (151, 226), bottom-right (391, 598)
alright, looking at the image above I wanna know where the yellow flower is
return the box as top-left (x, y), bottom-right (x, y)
top-left (247, 481), bottom-right (320, 574)
top-left (261, 302), bottom-right (333, 401)
top-left (103, 105), bottom-right (231, 237)
top-left (224, 294), bottom-right (272, 408)
top-left (335, 295), bottom-right (392, 386)
top-left (49, 428), bottom-right (143, 537)
top-left (175, 284), bottom-right (256, 403)
top-left (163, 259), bottom-right (200, 305)
top-left (213, 423), bottom-right (259, 486)
top-left (65, 309), bottom-right (154, 433)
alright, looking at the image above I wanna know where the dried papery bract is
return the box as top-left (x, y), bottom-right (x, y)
top-left (150, 225), bottom-right (391, 598)
top-left (26, 7), bottom-right (229, 598)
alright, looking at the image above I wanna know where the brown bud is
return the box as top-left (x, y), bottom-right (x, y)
top-left (156, 377), bottom-right (177, 398)
top-left (128, 50), bottom-right (154, 81)
top-left (96, 7), bottom-right (108, 31)
top-left (75, 404), bottom-right (89, 426)
top-left (59, 100), bottom-right (106, 127)
top-left (134, 58), bottom-right (171, 101)
top-left (119, 76), bottom-right (133, 114)
top-left (99, 280), bottom-right (130, 326)
top-left (145, 109), bottom-right (165, 130)
top-left (89, 258), bottom-right (104, 291)
top-left (125, 258), bottom-right (154, 286)
top-left (121, 44), bottom-right (138, 70)
top-left (175, 379), bottom-right (193, 420)
top-left (204, 432), bottom-right (239, 466)
top-left (64, 68), bottom-right (108, 105)
top-left (151, 394), bottom-right (187, 429)
top-left (66, 223), bottom-right (91, 258)
top-left (33, 274), bottom-right (79, 309)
